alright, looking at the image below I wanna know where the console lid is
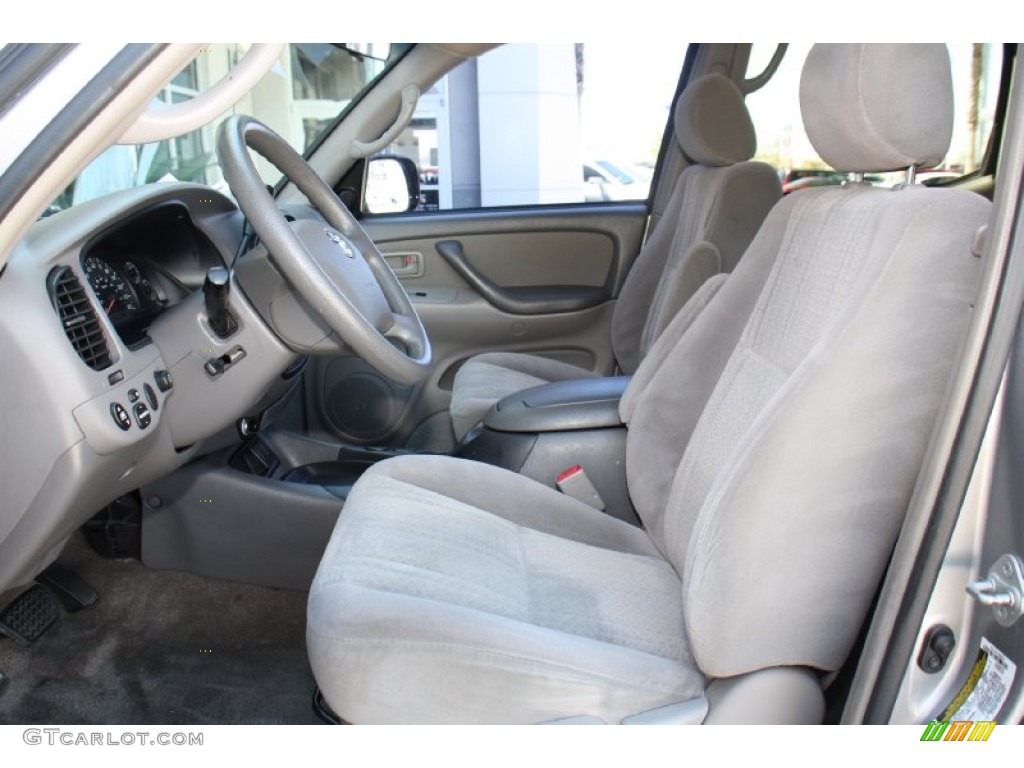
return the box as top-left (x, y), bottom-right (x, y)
top-left (484, 375), bottom-right (630, 433)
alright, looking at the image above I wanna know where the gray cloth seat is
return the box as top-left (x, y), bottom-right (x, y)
top-left (449, 73), bottom-right (782, 440)
top-left (307, 455), bottom-right (707, 723)
top-left (308, 45), bottom-right (991, 724)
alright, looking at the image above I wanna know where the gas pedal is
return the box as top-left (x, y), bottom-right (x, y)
top-left (37, 563), bottom-right (98, 613)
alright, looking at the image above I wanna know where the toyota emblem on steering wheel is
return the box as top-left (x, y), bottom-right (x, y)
top-left (324, 227), bottom-right (355, 258)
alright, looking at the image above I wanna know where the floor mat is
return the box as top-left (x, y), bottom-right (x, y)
top-left (0, 535), bottom-right (320, 724)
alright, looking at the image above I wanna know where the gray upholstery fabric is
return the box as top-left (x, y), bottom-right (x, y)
top-left (355, 455), bottom-right (662, 556)
top-left (608, 160), bottom-right (780, 372)
top-left (620, 271), bottom-right (729, 422)
top-left (800, 44), bottom-right (954, 172)
top-left (449, 73), bottom-right (781, 440)
top-left (639, 240), bottom-right (720, 357)
top-left (449, 352), bottom-right (601, 441)
top-left (308, 44), bottom-right (989, 723)
top-left (620, 203), bottom-right (792, 525)
top-left (673, 73), bottom-right (756, 166)
top-left (623, 184), bottom-right (988, 676)
top-left (308, 455), bottom-right (705, 724)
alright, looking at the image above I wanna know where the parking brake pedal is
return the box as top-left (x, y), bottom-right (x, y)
top-left (37, 563), bottom-right (98, 613)
top-left (0, 585), bottom-right (59, 645)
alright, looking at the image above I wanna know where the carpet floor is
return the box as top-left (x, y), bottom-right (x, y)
top-left (0, 535), bottom-right (320, 724)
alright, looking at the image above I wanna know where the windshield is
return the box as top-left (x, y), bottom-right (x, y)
top-left (47, 43), bottom-right (408, 214)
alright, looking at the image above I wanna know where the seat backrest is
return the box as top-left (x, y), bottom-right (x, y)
top-left (611, 73), bottom-right (781, 374)
top-left (621, 44), bottom-right (990, 679)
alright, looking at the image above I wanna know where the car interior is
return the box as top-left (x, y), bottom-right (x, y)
top-left (0, 42), bottom-right (1019, 725)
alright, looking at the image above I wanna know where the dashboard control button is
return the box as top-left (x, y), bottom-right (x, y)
top-left (110, 403), bottom-right (131, 431)
top-left (107, 370), bottom-right (124, 385)
top-left (133, 402), bottom-right (152, 430)
top-left (127, 388), bottom-right (140, 403)
top-left (204, 357), bottom-right (225, 377)
top-left (154, 370), bottom-right (173, 392)
top-left (143, 383), bottom-right (158, 411)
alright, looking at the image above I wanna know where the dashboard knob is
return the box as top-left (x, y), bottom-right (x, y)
top-left (153, 369), bottom-right (174, 392)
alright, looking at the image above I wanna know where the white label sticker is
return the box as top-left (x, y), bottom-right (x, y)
top-left (947, 637), bottom-right (1017, 722)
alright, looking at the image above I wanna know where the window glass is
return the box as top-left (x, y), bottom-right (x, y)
top-left (49, 43), bottom-right (405, 214)
top-left (744, 43), bottom-right (1003, 192)
top-left (371, 43), bottom-right (689, 212)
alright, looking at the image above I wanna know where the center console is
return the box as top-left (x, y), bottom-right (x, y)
top-left (139, 374), bottom-right (636, 591)
top-left (268, 374), bottom-right (638, 523)
top-left (455, 376), bottom-right (637, 525)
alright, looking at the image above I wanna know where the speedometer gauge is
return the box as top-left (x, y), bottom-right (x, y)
top-left (83, 257), bottom-right (139, 315)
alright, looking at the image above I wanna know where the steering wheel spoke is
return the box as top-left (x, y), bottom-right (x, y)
top-left (384, 311), bottom-right (427, 355)
top-left (217, 115), bottom-right (432, 385)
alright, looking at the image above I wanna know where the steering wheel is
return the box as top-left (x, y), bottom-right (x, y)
top-left (216, 115), bottom-right (432, 385)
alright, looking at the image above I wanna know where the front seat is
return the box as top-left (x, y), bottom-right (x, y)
top-left (448, 72), bottom-right (782, 441)
top-left (307, 44), bottom-right (990, 724)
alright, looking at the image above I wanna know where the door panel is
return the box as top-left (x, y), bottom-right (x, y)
top-left (368, 204), bottom-right (646, 289)
top-left (389, 230), bottom-right (615, 289)
top-left (292, 41), bottom-right (691, 449)
top-left (302, 204), bottom-right (648, 448)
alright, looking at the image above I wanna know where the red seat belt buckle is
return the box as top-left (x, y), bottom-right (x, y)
top-left (556, 465), bottom-right (605, 511)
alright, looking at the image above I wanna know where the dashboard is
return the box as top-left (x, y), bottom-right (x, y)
top-left (0, 182), bottom-right (300, 595)
top-left (79, 202), bottom-right (225, 347)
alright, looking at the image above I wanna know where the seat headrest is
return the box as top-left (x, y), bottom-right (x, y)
top-left (799, 44), bottom-right (954, 173)
top-left (674, 73), bottom-right (756, 167)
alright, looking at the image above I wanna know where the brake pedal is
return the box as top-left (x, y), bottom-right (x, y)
top-left (0, 585), bottom-right (59, 645)
top-left (37, 563), bottom-right (98, 613)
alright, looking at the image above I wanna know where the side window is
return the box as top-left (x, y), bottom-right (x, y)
top-left (744, 44), bottom-right (1003, 192)
top-left (372, 43), bottom-right (689, 213)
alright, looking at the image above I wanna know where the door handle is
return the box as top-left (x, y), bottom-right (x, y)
top-left (434, 239), bottom-right (609, 315)
top-left (383, 251), bottom-right (423, 278)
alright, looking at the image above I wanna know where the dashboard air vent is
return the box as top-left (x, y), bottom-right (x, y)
top-left (49, 266), bottom-right (112, 371)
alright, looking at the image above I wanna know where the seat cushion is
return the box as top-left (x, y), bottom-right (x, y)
top-left (448, 352), bottom-right (601, 441)
top-left (307, 455), bottom-right (705, 724)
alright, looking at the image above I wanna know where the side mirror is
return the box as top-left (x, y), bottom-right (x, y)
top-left (583, 177), bottom-right (607, 202)
top-left (364, 155), bottom-right (421, 214)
